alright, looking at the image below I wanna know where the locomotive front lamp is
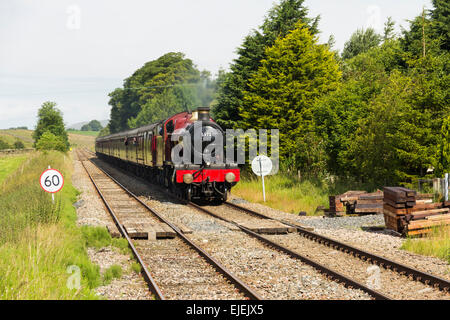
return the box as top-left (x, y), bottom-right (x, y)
top-left (183, 173), bottom-right (194, 184)
top-left (225, 172), bottom-right (236, 183)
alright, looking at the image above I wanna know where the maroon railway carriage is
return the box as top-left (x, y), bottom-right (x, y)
top-left (95, 107), bottom-right (240, 202)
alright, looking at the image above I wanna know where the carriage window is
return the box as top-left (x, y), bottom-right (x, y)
top-left (166, 120), bottom-right (174, 134)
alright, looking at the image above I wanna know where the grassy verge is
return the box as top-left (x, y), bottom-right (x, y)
top-left (232, 173), bottom-right (329, 215)
top-left (0, 154), bottom-right (29, 183)
top-left (0, 151), bottom-right (101, 299)
top-left (401, 226), bottom-right (450, 263)
top-left (67, 130), bottom-right (99, 137)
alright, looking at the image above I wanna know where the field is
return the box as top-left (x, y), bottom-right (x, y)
top-left (0, 154), bottom-right (30, 183)
top-left (0, 129), bottom-right (34, 148)
top-left (67, 130), bottom-right (100, 137)
top-left (232, 173), bottom-right (329, 215)
top-left (0, 129), bottom-right (96, 151)
top-left (68, 132), bottom-right (96, 150)
top-left (0, 151), bottom-right (100, 299)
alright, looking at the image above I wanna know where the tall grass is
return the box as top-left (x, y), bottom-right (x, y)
top-left (232, 168), bottom-right (387, 215)
top-left (0, 151), bottom-right (100, 299)
top-left (401, 226), bottom-right (450, 263)
top-left (232, 172), bottom-right (329, 215)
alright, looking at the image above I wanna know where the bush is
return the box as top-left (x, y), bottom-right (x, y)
top-left (13, 140), bottom-right (25, 149)
top-left (36, 132), bottom-right (68, 152)
top-left (0, 138), bottom-right (11, 150)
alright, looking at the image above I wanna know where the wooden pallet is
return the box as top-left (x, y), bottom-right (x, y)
top-left (237, 220), bottom-right (296, 234)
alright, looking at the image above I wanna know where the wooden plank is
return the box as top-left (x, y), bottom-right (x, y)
top-left (397, 187), bottom-right (417, 197)
top-left (384, 198), bottom-right (406, 208)
top-left (358, 192), bottom-right (383, 200)
top-left (426, 214), bottom-right (450, 221)
top-left (384, 187), bottom-right (407, 198)
top-left (383, 203), bottom-right (407, 215)
top-left (407, 219), bottom-right (450, 230)
top-left (160, 223), bottom-right (177, 238)
top-left (357, 199), bottom-right (383, 205)
top-left (383, 191), bottom-right (415, 203)
top-left (416, 199), bottom-right (433, 204)
top-left (411, 208), bottom-right (449, 216)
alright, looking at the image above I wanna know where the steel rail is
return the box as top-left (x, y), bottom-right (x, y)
top-left (85, 149), bottom-right (391, 299)
top-left (83, 151), bottom-right (263, 300)
top-left (188, 201), bottom-right (391, 300)
top-left (77, 150), bottom-right (165, 300)
top-left (224, 201), bottom-right (450, 292)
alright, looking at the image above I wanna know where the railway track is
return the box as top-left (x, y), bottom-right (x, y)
top-left (76, 149), bottom-right (262, 300)
top-left (190, 203), bottom-right (450, 299)
top-left (81, 149), bottom-right (450, 299)
top-left (82, 149), bottom-right (389, 300)
top-left (221, 202), bottom-right (450, 295)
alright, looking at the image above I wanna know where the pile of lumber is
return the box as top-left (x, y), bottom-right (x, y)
top-left (346, 191), bottom-right (383, 215)
top-left (327, 190), bottom-right (383, 216)
top-left (383, 187), bottom-right (450, 236)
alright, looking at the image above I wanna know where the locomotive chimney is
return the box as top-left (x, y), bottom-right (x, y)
top-left (197, 107), bottom-right (210, 121)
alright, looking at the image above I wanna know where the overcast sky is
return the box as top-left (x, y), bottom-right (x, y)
top-left (0, 0), bottom-right (432, 129)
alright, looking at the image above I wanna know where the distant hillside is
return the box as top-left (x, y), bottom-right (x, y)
top-left (67, 120), bottom-right (108, 130)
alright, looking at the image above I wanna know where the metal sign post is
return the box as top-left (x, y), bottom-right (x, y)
top-left (445, 173), bottom-right (449, 202)
top-left (40, 166), bottom-right (64, 203)
top-left (251, 155), bottom-right (273, 202)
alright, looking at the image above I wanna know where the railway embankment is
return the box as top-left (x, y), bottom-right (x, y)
top-left (0, 151), bottom-right (105, 299)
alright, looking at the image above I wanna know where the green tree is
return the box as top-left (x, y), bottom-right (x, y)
top-left (435, 116), bottom-right (450, 176)
top-left (342, 28), bottom-right (381, 60)
top-left (344, 72), bottom-right (431, 185)
top-left (430, 0), bottom-right (450, 51)
top-left (108, 52), bottom-right (201, 133)
top-left (213, 0), bottom-right (319, 129)
top-left (98, 126), bottom-right (110, 137)
top-left (314, 39), bottom-right (406, 175)
top-left (35, 132), bottom-right (68, 152)
top-left (383, 17), bottom-right (396, 41)
top-left (33, 102), bottom-right (69, 150)
top-left (81, 120), bottom-right (103, 131)
top-left (241, 23), bottom-right (340, 172)
top-left (81, 124), bottom-right (91, 131)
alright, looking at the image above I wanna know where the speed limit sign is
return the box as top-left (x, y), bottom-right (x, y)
top-left (40, 168), bottom-right (64, 193)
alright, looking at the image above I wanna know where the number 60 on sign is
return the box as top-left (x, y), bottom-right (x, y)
top-left (40, 169), bottom-right (64, 193)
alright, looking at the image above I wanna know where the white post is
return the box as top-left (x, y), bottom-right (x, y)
top-left (49, 165), bottom-right (55, 203)
top-left (262, 174), bottom-right (266, 202)
top-left (259, 158), bottom-right (266, 202)
top-left (445, 173), bottom-right (449, 202)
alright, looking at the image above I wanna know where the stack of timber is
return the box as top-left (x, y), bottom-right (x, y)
top-left (327, 190), bottom-right (383, 216)
top-left (328, 195), bottom-right (345, 217)
top-left (347, 191), bottom-right (383, 215)
top-left (328, 191), bottom-right (365, 216)
top-left (383, 187), bottom-right (450, 236)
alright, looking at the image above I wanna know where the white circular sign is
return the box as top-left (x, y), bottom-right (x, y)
top-left (40, 169), bottom-right (64, 193)
top-left (251, 155), bottom-right (273, 176)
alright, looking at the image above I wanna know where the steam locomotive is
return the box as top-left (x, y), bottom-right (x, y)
top-left (95, 107), bottom-right (240, 202)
